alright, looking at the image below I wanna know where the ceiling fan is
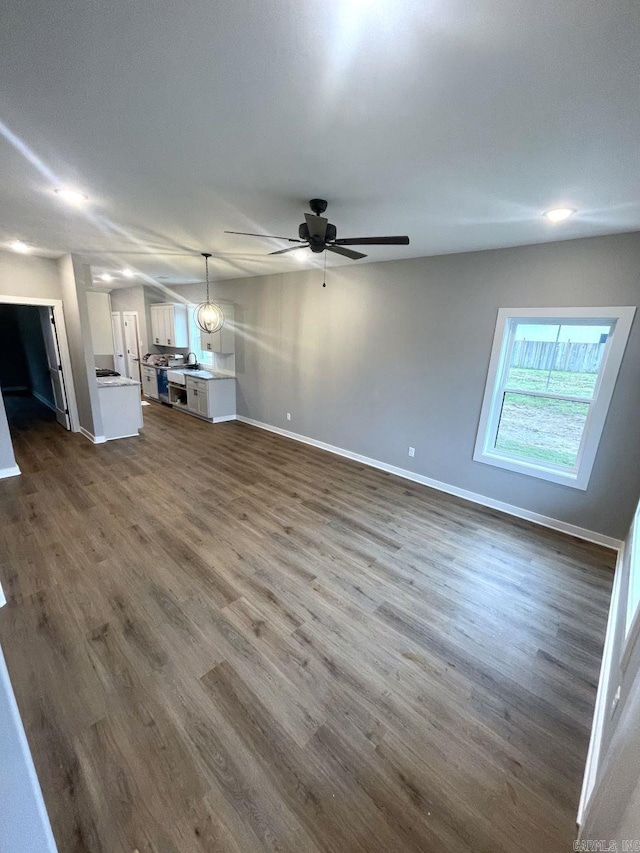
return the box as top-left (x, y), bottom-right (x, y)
top-left (225, 199), bottom-right (410, 261)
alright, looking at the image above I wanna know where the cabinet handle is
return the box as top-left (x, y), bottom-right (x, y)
top-left (167, 339), bottom-right (171, 345)
top-left (155, 337), bottom-right (159, 343)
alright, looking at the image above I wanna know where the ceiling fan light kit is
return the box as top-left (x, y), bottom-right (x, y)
top-left (195, 252), bottom-right (225, 334)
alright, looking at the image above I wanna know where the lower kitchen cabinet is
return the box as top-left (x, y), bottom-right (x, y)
top-left (185, 376), bottom-right (236, 422)
top-left (142, 365), bottom-right (159, 400)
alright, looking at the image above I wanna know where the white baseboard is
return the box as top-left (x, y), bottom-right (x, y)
top-left (32, 391), bottom-right (55, 412)
top-left (105, 432), bottom-right (140, 441)
top-left (0, 465), bottom-right (21, 480)
top-left (79, 427), bottom-right (107, 445)
top-left (213, 415), bottom-right (237, 423)
top-left (236, 416), bottom-right (622, 551)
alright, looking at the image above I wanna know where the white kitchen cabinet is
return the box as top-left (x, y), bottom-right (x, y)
top-left (186, 375), bottom-right (236, 422)
top-left (200, 304), bottom-right (235, 354)
top-left (186, 376), bottom-right (209, 418)
top-left (150, 303), bottom-right (189, 348)
top-left (142, 365), bottom-right (159, 399)
top-left (97, 377), bottom-right (143, 440)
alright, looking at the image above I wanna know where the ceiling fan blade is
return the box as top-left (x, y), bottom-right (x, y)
top-left (269, 244), bottom-right (309, 256)
top-left (304, 213), bottom-right (328, 242)
top-left (326, 246), bottom-right (367, 261)
top-left (333, 236), bottom-right (410, 246)
top-left (225, 231), bottom-right (303, 243)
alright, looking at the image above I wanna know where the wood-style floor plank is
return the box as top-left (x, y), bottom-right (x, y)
top-left (0, 395), bottom-right (614, 852)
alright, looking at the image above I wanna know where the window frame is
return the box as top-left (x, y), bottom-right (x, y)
top-left (473, 306), bottom-right (635, 490)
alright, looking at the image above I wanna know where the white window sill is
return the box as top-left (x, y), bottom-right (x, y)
top-left (473, 448), bottom-right (588, 490)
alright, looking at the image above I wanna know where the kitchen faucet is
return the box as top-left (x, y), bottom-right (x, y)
top-left (186, 352), bottom-right (199, 369)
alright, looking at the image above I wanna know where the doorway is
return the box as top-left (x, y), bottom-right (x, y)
top-left (0, 304), bottom-right (71, 430)
top-left (111, 311), bottom-right (127, 377)
top-left (122, 311), bottom-right (141, 381)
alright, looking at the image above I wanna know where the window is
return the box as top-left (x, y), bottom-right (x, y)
top-left (474, 307), bottom-right (635, 489)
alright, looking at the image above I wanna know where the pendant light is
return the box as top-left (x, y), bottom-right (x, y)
top-left (195, 253), bottom-right (224, 334)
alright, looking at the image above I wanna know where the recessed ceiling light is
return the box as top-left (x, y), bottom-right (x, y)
top-left (122, 268), bottom-right (135, 278)
top-left (543, 207), bottom-right (575, 223)
top-left (100, 273), bottom-right (113, 282)
top-left (9, 240), bottom-right (30, 253)
top-left (54, 187), bottom-right (88, 205)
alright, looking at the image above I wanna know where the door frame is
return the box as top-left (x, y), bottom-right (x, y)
top-left (122, 311), bottom-right (142, 382)
top-left (0, 296), bottom-right (79, 432)
top-left (111, 311), bottom-right (127, 377)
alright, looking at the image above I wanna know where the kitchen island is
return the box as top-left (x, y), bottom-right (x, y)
top-left (96, 376), bottom-right (143, 440)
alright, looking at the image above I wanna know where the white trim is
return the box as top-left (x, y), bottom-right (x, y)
top-left (621, 506), bottom-right (640, 671)
top-left (213, 414), bottom-right (237, 423)
top-left (0, 465), bottom-right (21, 479)
top-left (104, 432), bottom-right (140, 441)
top-left (577, 543), bottom-right (626, 826)
top-left (236, 415), bottom-right (622, 550)
top-left (79, 427), bottom-right (107, 444)
top-left (0, 647), bottom-right (58, 852)
top-left (122, 311), bottom-right (142, 382)
top-left (32, 390), bottom-right (55, 412)
top-left (473, 307), bottom-right (636, 490)
top-left (0, 295), bottom-right (80, 433)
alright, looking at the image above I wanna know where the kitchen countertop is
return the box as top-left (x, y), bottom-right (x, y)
top-left (141, 362), bottom-right (185, 370)
top-left (96, 376), bottom-right (141, 388)
top-left (167, 368), bottom-right (234, 381)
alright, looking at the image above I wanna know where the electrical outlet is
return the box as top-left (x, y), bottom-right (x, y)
top-left (408, 446), bottom-right (415, 458)
top-left (286, 412), bottom-right (291, 421)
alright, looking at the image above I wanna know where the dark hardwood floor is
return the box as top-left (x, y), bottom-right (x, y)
top-left (0, 395), bottom-right (615, 852)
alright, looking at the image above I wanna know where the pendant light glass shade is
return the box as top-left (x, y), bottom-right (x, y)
top-left (195, 301), bottom-right (224, 334)
top-left (195, 253), bottom-right (224, 334)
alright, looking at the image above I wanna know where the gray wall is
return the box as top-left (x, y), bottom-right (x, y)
top-left (174, 232), bottom-right (640, 540)
top-left (58, 255), bottom-right (103, 438)
top-left (0, 250), bottom-right (61, 302)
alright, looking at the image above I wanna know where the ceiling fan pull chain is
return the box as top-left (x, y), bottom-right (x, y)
top-left (322, 251), bottom-right (327, 288)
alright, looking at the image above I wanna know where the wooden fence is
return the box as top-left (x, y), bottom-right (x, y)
top-left (511, 341), bottom-right (605, 373)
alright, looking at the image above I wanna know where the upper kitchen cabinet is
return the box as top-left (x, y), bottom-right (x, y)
top-left (150, 303), bottom-right (188, 348)
top-left (201, 303), bottom-right (235, 353)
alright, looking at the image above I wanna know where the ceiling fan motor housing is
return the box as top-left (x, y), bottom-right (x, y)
top-left (299, 220), bottom-right (337, 252)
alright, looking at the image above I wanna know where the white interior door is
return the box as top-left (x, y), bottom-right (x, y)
top-left (122, 312), bottom-right (141, 381)
top-left (39, 307), bottom-right (70, 429)
top-left (111, 312), bottom-right (127, 376)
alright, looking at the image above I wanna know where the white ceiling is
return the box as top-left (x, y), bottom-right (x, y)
top-left (1, 0), bottom-right (639, 287)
